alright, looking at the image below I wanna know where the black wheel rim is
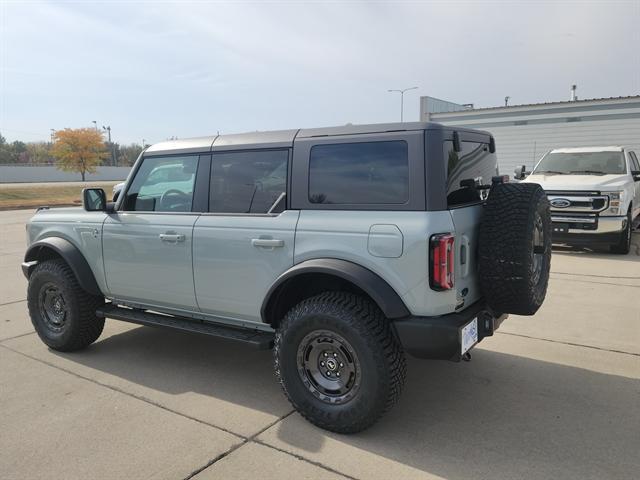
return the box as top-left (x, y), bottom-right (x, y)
top-left (39, 283), bottom-right (68, 332)
top-left (532, 212), bottom-right (545, 285)
top-left (296, 329), bottom-right (361, 405)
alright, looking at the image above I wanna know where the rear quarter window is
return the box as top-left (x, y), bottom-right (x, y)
top-left (308, 141), bottom-right (409, 204)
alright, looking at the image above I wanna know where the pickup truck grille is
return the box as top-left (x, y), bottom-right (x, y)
top-left (545, 190), bottom-right (609, 213)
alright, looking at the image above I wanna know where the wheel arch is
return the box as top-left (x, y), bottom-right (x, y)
top-left (23, 237), bottom-right (102, 296)
top-left (261, 258), bottom-right (410, 328)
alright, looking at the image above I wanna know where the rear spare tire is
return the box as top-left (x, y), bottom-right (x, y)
top-left (478, 182), bottom-right (551, 315)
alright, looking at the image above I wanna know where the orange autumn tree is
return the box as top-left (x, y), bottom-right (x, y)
top-left (51, 128), bottom-right (107, 181)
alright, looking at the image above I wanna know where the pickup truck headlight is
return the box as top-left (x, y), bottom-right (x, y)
top-left (603, 191), bottom-right (624, 215)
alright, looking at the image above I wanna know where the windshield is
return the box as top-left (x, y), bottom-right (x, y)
top-left (534, 151), bottom-right (626, 175)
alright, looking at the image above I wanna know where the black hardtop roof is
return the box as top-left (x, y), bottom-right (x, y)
top-left (144, 121), bottom-right (490, 156)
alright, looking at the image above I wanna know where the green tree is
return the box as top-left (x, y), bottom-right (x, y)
top-left (11, 141), bottom-right (28, 163)
top-left (26, 142), bottom-right (53, 164)
top-left (50, 128), bottom-right (107, 181)
top-left (0, 132), bottom-right (10, 163)
top-left (118, 143), bottom-right (144, 166)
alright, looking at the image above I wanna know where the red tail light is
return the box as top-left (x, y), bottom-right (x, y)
top-left (430, 233), bottom-right (455, 290)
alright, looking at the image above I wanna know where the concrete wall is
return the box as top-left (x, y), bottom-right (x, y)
top-left (0, 166), bottom-right (131, 183)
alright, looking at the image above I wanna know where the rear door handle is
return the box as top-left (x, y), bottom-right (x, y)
top-left (159, 233), bottom-right (185, 243)
top-left (251, 238), bottom-right (284, 248)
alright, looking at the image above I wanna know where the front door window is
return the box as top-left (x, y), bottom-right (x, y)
top-left (123, 156), bottom-right (199, 212)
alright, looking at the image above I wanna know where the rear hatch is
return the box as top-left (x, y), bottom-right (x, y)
top-left (442, 137), bottom-right (498, 310)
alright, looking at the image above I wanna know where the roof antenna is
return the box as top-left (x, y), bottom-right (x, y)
top-left (504, 96), bottom-right (510, 107)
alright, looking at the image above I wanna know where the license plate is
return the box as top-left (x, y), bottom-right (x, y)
top-left (460, 317), bottom-right (478, 355)
top-left (552, 223), bottom-right (569, 234)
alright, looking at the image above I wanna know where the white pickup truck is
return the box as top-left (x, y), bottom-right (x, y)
top-left (515, 146), bottom-right (640, 254)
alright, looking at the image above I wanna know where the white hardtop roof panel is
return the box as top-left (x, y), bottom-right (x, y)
top-left (144, 136), bottom-right (216, 155)
top-left (212, 129), bottom-right (299, 151)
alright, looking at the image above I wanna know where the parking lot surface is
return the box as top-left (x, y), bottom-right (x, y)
top-left (1, 208), bottom-right (639, 480)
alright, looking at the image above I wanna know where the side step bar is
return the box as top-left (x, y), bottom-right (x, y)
top-left (96, 304), bottom-right (274, 349)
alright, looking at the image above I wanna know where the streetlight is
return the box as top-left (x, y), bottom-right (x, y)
top-left (50, 129), bottom-right (55, 143)
top-left (102, 125), bottom-right (116, 166)
top-left (92, 120), bottom-right (98, 131)
top-left (387, 86), bottom-right (418, 122)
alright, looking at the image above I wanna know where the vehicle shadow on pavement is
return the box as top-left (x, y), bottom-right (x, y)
top-left (51, 325), bottom-right (290, 419)
top-left (51, 325), bottom-right (639, 480)
top-left (273, 350), bottom-right (639, 480)
top-left (552, 232), bottom-right (640, 260)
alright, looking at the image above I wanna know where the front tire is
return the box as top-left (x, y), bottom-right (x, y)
top-left (610, 210), bottom-right (632, 255)
top-left (274, 292), bottom-right (406, 434)
top-left (27, 259), bottom-right (105, 351)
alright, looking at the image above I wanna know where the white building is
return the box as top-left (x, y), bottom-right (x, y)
top-left (420, 94), bottom-right (640, 175)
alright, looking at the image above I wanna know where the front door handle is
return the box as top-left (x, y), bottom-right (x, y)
top-left (159, 233), bottom-right (185, 243)
top-left (251, 238), bottom-right (284, 248)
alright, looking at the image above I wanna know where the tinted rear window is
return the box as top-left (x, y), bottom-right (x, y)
top-left (308, 141), bottom-right (409, 204)
top-left (444, 140), bottom-right (497, 207)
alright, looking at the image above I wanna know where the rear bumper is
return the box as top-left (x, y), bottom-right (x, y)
top-left (392, 301), bottom-right (507, 361)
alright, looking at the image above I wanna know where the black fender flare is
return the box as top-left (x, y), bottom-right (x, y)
top-left (23, 237), bottom-right (102, 296)
top-left (261, 258), bottom-right (410, 322)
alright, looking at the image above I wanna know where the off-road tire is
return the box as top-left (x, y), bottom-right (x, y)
top-left (274, 292), bottom-right (406, 434)
top-left (478, 182), bottom-right (551, 315)
top-left (610, 210), bottom-right (632, 255)
top-left (27, 259), bottom-right (105, 351)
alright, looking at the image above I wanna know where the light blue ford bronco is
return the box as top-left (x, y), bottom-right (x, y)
top-left (23, 122), bottom-right (551, 433)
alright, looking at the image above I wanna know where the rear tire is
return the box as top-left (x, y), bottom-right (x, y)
top-left (610, 210), bottom-right (632, 255)
top-left (274, 292), bottom-right (406, 434)
top-left (27, 259), bottom-right (105, 351)
top-left (478, 182), bottom-right (552, 315)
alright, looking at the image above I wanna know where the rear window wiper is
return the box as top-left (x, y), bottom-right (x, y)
top-left (568, 170), bottom-right (606, 175)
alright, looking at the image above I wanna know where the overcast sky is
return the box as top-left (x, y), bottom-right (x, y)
top-left (1, 0), bottom-right (639, 145)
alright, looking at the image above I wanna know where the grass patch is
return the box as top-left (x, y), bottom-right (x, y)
top-left (0, 182), bottom-right (119, 209)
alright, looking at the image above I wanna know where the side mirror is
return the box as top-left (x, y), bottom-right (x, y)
top-left (83, 188), bottom-right (107, 211)
top-left (513, 165), bottom-right (526, 180)
top-left (632, 170), bottom-right (640, 182)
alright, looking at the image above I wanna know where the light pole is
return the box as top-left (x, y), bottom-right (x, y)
top-left (388, 86), bottom-right (418, 122)
top-left (102, 125), bottom-right (116, 166)
top-left (92, 120), bottom-right (98, 131)
top-left (50, 129), bottom-right (55, 143)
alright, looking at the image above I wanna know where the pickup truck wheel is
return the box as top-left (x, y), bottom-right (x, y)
top-left (610, 210), bottom-right (632, 254)
top-left (27, 259), bottom-right (105, 351)
top-left (478, 182), bottom-right (552, 315)
top-left (274, 292), bottom-right (406, 434)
